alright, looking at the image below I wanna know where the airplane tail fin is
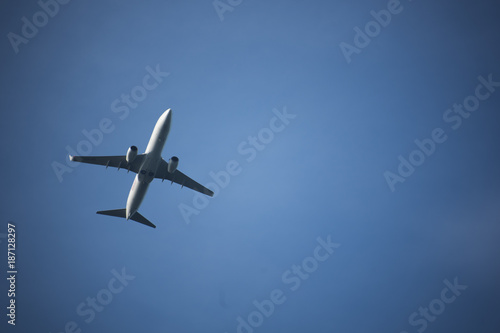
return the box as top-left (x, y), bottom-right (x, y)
top-left (96, 209), bottom-right (156, 228)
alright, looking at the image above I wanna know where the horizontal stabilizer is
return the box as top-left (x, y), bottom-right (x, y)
top-left (96, 209), bottom-right (156, 228)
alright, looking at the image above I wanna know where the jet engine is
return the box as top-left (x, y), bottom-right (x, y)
top-left (126, 146), bottom-right (138, 163)
top-left (168, 156), bottom-right (179, 173)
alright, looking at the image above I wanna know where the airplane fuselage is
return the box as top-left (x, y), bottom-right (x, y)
top-left (126, 109), bottom-right (172, 219)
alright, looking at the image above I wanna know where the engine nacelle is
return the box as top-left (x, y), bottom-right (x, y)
top-left (126, 146), bottom-right (138, 163)
top-left (168, 156), bottom-right (179, 173)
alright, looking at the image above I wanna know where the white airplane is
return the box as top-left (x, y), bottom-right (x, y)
top-left (70, 109), bottom-right (213, 228)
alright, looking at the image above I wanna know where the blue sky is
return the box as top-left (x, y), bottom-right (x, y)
top-left (1, 0), bottom-right (500, 332)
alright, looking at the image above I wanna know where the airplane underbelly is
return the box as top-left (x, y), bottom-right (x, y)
top-left (138, 155), bottom-right (161, 183)
top-left (127, 176), bottom-right (150, 216)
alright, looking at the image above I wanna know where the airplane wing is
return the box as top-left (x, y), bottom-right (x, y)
top-left (155, 158), bottom-right (214, 197)
top-left (69, 154), bottom-right (146, 173)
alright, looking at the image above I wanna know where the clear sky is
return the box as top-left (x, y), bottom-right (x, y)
top-left (1, 0), bottom-right (500, 332)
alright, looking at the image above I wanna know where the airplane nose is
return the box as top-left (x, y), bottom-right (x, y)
top-left (163, 109), bottom-right (172, 128)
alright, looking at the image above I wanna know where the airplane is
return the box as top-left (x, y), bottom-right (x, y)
top-left (70, 108), bottom-right (213, 228)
